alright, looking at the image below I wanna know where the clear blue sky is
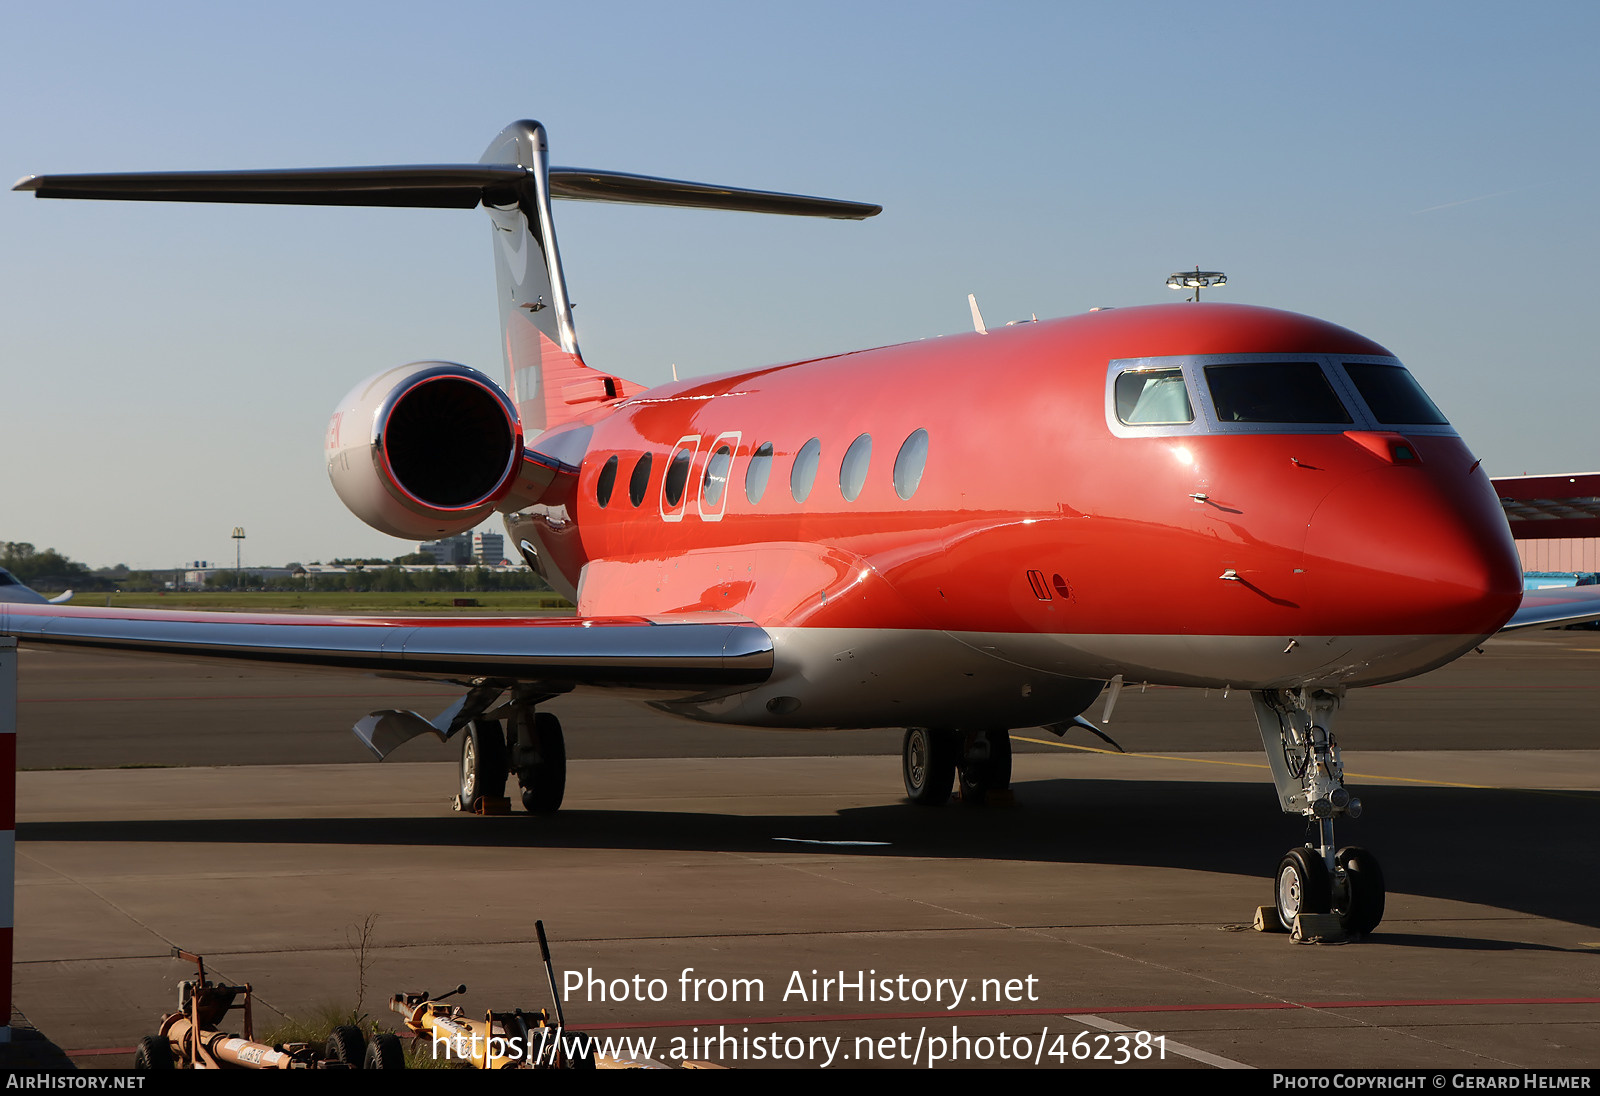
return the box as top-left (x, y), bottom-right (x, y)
top-left (4, 1), bottom-right (1596, 569)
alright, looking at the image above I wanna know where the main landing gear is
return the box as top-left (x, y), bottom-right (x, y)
top-left (455, 704), bottom-right (567, 816)
top-left (902, 728), bottom-right (1012, 806)
top-left (1252, 688), bottom-right (1386, 936)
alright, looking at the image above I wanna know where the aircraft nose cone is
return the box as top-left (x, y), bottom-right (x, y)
top-left (1305, 467), bottom-right (1522, 638)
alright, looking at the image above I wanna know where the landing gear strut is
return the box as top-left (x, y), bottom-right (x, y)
top-left (1252, 688), bottom-right (1385, 935)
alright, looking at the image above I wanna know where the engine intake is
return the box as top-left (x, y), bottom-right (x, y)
top-left (327, 362), bottom-right (523, 539)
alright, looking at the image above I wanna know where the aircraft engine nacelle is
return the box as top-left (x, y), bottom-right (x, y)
top-left (326, 361), bottom-right (523, 540)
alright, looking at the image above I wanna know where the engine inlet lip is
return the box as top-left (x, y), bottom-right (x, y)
top-left (373, 365), bottom-right (522, 513)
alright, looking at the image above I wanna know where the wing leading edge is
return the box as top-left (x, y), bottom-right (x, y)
top-left (1500, 585), bottom-right (1600, 633)
top-left (0, 602), bottom-right (773, 692)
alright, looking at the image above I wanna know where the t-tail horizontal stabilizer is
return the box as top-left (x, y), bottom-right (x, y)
top-left (15, 119), bottom-right (880, 436)
top-left (13, 165), bottom-right (882, 219)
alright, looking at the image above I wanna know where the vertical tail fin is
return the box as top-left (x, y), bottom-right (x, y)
top-left (478, 121), bottom-right (644, 435)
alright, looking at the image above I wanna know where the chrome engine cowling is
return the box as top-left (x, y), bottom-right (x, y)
top-left (326, 361), bottom-right (522, 539)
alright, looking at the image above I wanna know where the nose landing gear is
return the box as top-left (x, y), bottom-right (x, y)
top-left (1331, 844), bottom-right (1386, 935)
top-left (1253, 688), bottom-right (1385, 936)
top-left (1273, 845), bottom-right (1330, 927)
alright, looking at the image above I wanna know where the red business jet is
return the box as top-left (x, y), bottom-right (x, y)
top-left (8, 121), bottom-right (1599, 935)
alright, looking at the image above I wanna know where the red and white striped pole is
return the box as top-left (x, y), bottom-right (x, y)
top-left (0, 636), bottom-right (15, 1043)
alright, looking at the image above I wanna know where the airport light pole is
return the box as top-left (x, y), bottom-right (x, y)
top-left (232, 527), bottom-right (245, 591)
top-left (1167, 267), bottom-right (1227, 302)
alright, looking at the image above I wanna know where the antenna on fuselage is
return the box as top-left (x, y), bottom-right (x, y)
top-left (968, 293), bottom-right (988, 335)
top-left (1167, 266), bottom-right (1227, 302)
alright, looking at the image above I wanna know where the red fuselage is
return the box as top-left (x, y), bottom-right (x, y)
top-left (506, 303), bottom-right (1521, 728)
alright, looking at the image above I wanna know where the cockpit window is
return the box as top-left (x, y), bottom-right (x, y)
top-left (1343, 363), bottom-right (1449, 425)
top-left (1204, 362), bottom-right (1352, 424)
top-left (1115, 369), bottom-right (1193, 425)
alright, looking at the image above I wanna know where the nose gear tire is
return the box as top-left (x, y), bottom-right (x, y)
top-left (1275, 846), bottom-right (1332, 932)
top-left (1334, 845), bottom-right (1385, 935)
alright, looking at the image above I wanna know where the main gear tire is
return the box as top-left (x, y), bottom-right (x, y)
top-left (902, 727), bottom-right (956, 806)
top-left (458, 719), bottom-right (508, 810)
top-left (958, 728), bottom-right (1013, 805)
top-left (517, 711), bottom-right (567, 814)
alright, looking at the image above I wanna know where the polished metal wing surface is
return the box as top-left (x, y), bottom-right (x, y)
top-left (0, 602), bottom-right (773, 692)
top-left (1500, 585), bottom-right (1600, 632)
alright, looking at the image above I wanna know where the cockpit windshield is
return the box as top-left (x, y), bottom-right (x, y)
top-left (1203, 362), bottom-right (1352, 424)
top-left (1343, 362), bottom-right (1449, 425)
top-left (1105, 354), bottom-right (1457, 438)
top-left (1115, 369), bottom-right (1193, 425)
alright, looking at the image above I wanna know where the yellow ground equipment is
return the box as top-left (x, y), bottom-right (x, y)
top-left (390, 921), bottom-right (595, 1068)
top-left (133, 948), bottom-right (403, 1070)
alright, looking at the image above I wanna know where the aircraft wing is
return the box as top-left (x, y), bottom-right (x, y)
top-left (1499, 584), bottom-right (1600, 633)
top-left (0, 601), bottom-right (773, 692)
top-left (0, 568), bottom-right (55, 605)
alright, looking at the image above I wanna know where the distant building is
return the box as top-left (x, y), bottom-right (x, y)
top-left (419, 533), bottom-right (473, 566)
top-left (182, 566), bottom-right (297, 588)
top-left (473, 531), bottom-right (505, 566)
top-left (1497, 471), bottom-right (1600, 573)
